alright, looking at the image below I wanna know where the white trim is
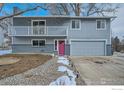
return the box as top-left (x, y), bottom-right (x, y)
top-left (110, 21), bottom-right (112, 45)
top-left (70, 19), bottom-right (81, 30)
top-left (54, 39), bottom-right (58, 51)
top-left (11, 35), bottom-right (67, 37)
top-left (31, 20), bottom-right (46, 35)
top-left (31, 39), bottom-right (46, 47)
top-left (14, 16), bottom-right (116, 19)
top-left (96, 20), bottom-right (106, 30)
top-left (54, 39), bottom-right (66, 55)
top-left (70, 39), bottom-right (107, 56)
top-left (12, 36), bottom-right (13, 45)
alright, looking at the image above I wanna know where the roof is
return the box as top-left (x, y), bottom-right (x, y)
top-left (13, 16), bottom-right (116, 19)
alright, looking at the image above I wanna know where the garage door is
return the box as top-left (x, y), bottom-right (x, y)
top-left (70, 41), bottom-right (105, 56)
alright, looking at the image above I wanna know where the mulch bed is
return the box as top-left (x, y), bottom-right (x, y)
top-left (0, 54), bottom-right (52, 80)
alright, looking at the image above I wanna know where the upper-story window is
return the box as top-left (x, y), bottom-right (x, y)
top-left (71, 20), bottom-right (81, 30)
top-left (96, 20), bottom-right (106, 30)
top-left (32, 20), bottom-right (46, 35)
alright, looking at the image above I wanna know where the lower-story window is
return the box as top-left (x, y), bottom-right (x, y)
top-left (32, 39), bottom-right (45, 47)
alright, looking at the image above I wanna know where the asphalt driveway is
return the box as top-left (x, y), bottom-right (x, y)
top-left (70, 56), bottom-right (124, 85)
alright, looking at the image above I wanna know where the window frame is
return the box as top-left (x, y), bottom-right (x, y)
top-left (31, 39), bottom-right (46, 47)
top-left (54, 40), bottom-right (58, 51)
top-left (70, 19), bottom-right (81, 30)
top-left (96, 20), bottom-right (106, 30)
top-left (31, 20), bottom-right (46, 35)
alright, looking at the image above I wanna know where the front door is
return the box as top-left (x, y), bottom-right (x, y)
top-left (58, 40), bottom-right (65, 56)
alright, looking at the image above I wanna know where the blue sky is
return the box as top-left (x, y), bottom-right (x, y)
top-left (0, 3), bottom-right (48, 16)
top-left (0, 3), bottom-right (124, 40)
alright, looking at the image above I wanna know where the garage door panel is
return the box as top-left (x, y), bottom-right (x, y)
top-left (70, 41), bottom-right (105, 56)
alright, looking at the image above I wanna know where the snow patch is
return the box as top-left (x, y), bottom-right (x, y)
top-left (58, 66), bottom-right (76, 79)
top-left (0, 50), bottom-right (12, 55)
top-left (57, 56), bottom-right (69, 65)
top-left (58, 56), bottom-right (67, 60)
top-left (58, 66), bottom-right (68, 72)
top-left (50, 56), bottom-right (76, 85)
top-left (57, 59), bottom-right (69, 65)
top-left (50, 76), bottom-right (76, 85)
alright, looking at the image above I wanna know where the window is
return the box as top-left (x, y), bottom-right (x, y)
top-left (32, 39), bottom-right (45, 47)
top-left (96, 20), bottom-right (106, 30)
top-left (71, 20), bottom-right (81, 30)
top-left (32, 20), bottom-right (46, 35)
top-left (54, 40), bottom-right (58, 51)
top-left (32, 40), bottom-right (38, 46)
top-left (39, 40), bottom-right (45, 46)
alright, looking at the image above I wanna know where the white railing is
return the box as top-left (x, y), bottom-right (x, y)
top-left (9, 26), bottom-right (68, 36)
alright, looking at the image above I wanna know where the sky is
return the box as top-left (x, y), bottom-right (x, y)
top-left (112, 4), bottom-right (124, 40)
top-left (0, 3), bottom-right (124, 40)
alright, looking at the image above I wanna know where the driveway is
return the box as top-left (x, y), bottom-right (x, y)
top-left (70, 56), bottom-right (124, 85)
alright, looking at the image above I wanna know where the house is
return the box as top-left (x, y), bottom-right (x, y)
top-left (9, 16), bottom-right (115, 56)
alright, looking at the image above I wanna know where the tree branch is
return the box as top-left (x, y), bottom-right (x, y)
top-left (0, 5), bottom-right (47, 20)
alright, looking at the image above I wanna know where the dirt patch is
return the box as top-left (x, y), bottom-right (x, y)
top-left (0, 57), bottom-right (20, 65)
top-left (70, 56), bottom-right (113, 64)
top-left (0, 54), bottom-right (51, 80)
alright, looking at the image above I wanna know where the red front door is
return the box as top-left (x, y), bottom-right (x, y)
top-left (58, 40), bottom-right (65, 56)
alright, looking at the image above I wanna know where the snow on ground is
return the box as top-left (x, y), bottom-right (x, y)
top-left (57, 56), bottom-right (69, 65)
top-left (58, 66), bottom-right (68, 72)
top-left (0, 50), bottom-right (12, 55)
top-left (50, 76), bottom-right (75, 85)
top-left (50, 56), bottom-right (76, 85)
top-left (113, 52), bottom-right (124, 57)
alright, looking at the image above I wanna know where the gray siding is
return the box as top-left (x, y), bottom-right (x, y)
top-left (65, 44), bottom-right (70, 55)
top-left (12, 44), bottom-right (54, 53)
top-left (68, 19), bottom-right (111, 44)
top-left (106, 44), bottom-right (112, 56)
top-left (13, 17), bottom-right (111, 44)
top-left (12, 17), bottom-right (111, 56)
top-left (13, 17), bottom-right (69, 26)
top-left (12, 44), bottom-right (70, 55)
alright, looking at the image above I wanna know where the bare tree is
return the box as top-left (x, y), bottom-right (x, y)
top-left (112, 36), bottom-right (121, 52)
top-left (47, 3), bottom-right (120, 16)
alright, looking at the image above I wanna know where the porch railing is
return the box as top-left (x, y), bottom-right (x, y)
top-left (9, 26), bottom-right (68, 36)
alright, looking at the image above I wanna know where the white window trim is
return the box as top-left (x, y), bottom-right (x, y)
top-left (96, 20), bottom-right (106, 30)
top-left (31, 39), bottom-right (46, 47)
top-left (70, 19), bottom-right (81, 30)
top-left (54, 39), bottom-right (58, 51)
top-left (54, 39), bottom-right (66, 51)
top-left (31, 20), bottom-right (46, 35)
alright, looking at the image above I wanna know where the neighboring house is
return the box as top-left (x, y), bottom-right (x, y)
top-left (9, 16), bottom-right (114, 56)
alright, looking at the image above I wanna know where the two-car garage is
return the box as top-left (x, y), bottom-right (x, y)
top-left (70, 40), bottom-right (106, 56)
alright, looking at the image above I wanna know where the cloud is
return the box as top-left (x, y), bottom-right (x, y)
top-left (112, 4), bottom-right (124, 40)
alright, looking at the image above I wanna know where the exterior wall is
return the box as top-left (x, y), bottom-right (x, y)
top-left (12, 44), bottom-right (54, 53)
top-left (12, 17), bottom-right (112, 56)
top-left (68, 18), bottom-right (111, 44)
top-left (13, 17), bottom-right (69, 26)
top-left (13, 17), bottom-right (111, 44)
top-left (12, 37), bottom-right (70, 55)
top-left (106, 44), bottom-right (112, 56)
